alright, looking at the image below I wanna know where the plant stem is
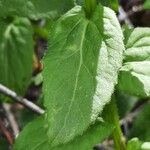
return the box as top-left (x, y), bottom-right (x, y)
top-left (0, 84), bottom-right (45, 115)
top-left (104, 95), bottom-right (126, 150)
top-left (84, 0), bottom-right (96, 18)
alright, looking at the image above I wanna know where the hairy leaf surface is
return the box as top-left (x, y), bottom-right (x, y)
top-left (118, 28), bottom-right (150, 97)
top-left (124, 28), bottom-right (150, 62)
top-left (0, 18), bottom-right (33, 95)
top-left (13, 116), bottom-right (113, 150)
top-left (43, 5), bottom-right (124, 146)
top-left (0, 0), bottom-right (74, 19)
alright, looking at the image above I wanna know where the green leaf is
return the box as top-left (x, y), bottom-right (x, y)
top-left (76, 0), bottom-right (119, 11)
top-left (116, 91), bottom-right (138, 118)
top-left (53, 121), bottom-right (114, 150)
top-left (0, 0), bottom-right (74, 19)
top-left (122, 26), bottom-right (134, 47)
top-left (13, 116), bottom-right (49, 150)
top-left (124, 28), bottom-right (150, 62)
top-left (76, 0), bottom-right (84, 5)
top-left (100, 0), bottom-right (119, 11)
top-left (118, 27), bottom-right (150, 97)
top-left (144, 0), bottom-right (150, 10)
top-left (129, 105), bottom-right (150, 141)
top-left (127, 138), bottom-right (150, 150)
top-left (141, 142), bottom-right (150, 150)
top-left (127, 138), bottom-right (142, 150)
top-left (17, 109), bottom-right (38, 128)
top-left (0, 137), bottom-right (9, 150)
top-left (13, 116), bottom-right (114, 150)
top-left (43, 5), bottom-right (124, 146)
top-left (0, 18), bottom-right (33, 95)
top-left (118, 61), bottom-right (150, 97)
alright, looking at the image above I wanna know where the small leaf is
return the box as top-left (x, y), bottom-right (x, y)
top-left (144, 0), bottom-right (150, 10)
top-left (99, 0), bottom-right (119, 11)
top-left (0, 17), bottom-right (33, 95)
top-left (141, 142), bottom-right (150, 150)
top-left (127, 138), bottom-right (142, 150)
top-left (129, 105), bottom-right (150, 141)
top-left (43, 5), bottom-right (124, 146)
top-left (118, 27), bottom-right (150, 97)
top-left (118, 61), bottom-right (150, 97)
top-left (13, 116), bottom-right (114, 150)
top-left (13, 116), bottom-right (49, 150)
top-left (127, 138), bottom-right (150, 150)
top-left (76, 0), bottom-right (119, 11)
top-left (124, 28), bottom-right (150, 62)
top-left (0, 0), bottom-right (74, 19)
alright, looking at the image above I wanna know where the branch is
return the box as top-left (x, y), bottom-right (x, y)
top-left (0, 117), bottom-right (14, 145)
top-left (119, 99), bottom-right (149, 137)
top-left (118, 6), bottom-right (133, 27)
top-left (0, 84), bottom-right (45, 115)
top-left (120, 99), bottom-right (150, 125)
top-left (3, 103), bottom-right (19, 138)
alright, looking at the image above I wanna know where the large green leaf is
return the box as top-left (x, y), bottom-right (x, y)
top-left (118, 28), bottom-right (150, 97)
top-left (0, 18), bottom-right (33, 95)
top-left (43, 5), bottom-right (124, 146)
top-left (13, 116), bottom-right (113, 150)
top-left (0, 0), bottom-right (74, 19)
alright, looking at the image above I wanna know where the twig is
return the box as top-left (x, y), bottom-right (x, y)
top-left (3, 103), bottom-right (19, 138)
top-left (120, 100), bottom-right (150, 125)
top-left (127, 5), bottom-right (143, 16)
top-left (0, 117), bottom-right (14, 145)
top-left (118, 6), bottom-right (133, 27)
top-left (120, 99), bottom-right (149, 138)
top-left (0, 84), bottom-right (45, 115)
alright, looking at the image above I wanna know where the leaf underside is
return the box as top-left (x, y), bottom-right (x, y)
top-left (118, 27), bottom-right (150, 97)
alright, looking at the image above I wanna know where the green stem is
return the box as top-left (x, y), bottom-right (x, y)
top-left (84, 0), bottom-right (96, 18)
top-left (104, 95), bottom-right (126, 150)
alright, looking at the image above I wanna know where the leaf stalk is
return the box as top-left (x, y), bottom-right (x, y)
top-left (84, 0), bottom-right (96, 18)
top-left (104, 95), bottom-right (127, 150)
